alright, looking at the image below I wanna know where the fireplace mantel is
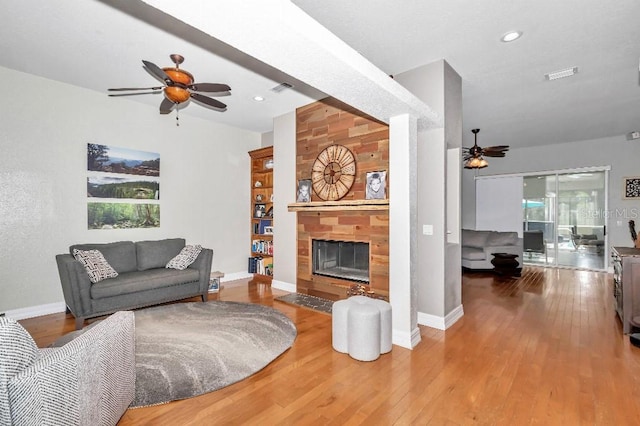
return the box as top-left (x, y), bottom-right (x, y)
top-left (287, 199), bottom-right (389, 212)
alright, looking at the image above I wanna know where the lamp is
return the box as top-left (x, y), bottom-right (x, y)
top-left (464, 156), bottom-right (488, 169)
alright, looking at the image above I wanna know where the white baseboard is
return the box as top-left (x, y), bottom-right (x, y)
top-left (220, 271), bottom-right (253, 282)
top-left (417, 304), bottom-right (464, 330)
top-left (271, 279), bottom-right (296, 293)
top-left (392, 326), bottom-right (421, 349)
top-left (444, 305), bottom-right (465, 328)
top-left (5, 302), bottom-right (66, 321)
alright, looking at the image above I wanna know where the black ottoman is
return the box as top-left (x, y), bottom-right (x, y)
top-left (491, 252), bottom-right (522, 277)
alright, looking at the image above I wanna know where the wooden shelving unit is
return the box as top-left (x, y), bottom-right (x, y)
top-left (248, 147), bottom-right (273, 283)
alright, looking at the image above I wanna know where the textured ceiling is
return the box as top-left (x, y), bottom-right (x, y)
top-left (0, 0), bottom-right (638, 149)
top-left (293, 0), bottom-right (640, 148)
top-left (0, 0), bottom-right (325, 133)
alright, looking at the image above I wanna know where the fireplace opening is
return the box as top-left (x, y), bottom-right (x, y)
top-left (312, 239), bottom-right (369, 283)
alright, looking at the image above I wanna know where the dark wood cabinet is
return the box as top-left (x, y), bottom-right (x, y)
top-left (611, 247), bottom-right (640, 333)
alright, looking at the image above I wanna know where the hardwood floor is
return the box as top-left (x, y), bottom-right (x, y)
top-left (20, 267), bottom-right (640, 425)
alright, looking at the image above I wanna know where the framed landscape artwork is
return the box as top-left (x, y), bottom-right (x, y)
top-left (87, 143), bottom-right (160, 229)
top-left (623, 176), bottom-right (640, 199)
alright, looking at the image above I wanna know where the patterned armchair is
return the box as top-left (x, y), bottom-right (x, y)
top-left (0, 311), bottom-right (135, 425)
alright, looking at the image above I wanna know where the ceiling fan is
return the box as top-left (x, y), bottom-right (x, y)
top-left (108, 54), bottom-right (231, 125)
top-left (463, 128), bottom-right (509, 169)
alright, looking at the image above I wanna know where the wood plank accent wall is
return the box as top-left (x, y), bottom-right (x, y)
top-left (296, 98), bottom-right (389, 200)
top-left (295, 98), bottom-right (390, 300)
top-left (297, 211), bottom-right (389, 300)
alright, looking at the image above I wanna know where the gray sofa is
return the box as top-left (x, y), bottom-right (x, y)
top-left (0, 311), bottom-right (135, 425)
top-left (56, 238), bottom-right (213, 329)
top-left (461, 229), bottom-right (523, 270)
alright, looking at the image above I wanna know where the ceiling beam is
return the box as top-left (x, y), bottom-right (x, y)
top-left (135, 0), bottom-right (441, 128)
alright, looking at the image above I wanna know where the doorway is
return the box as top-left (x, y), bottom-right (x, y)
top-left (522, 170), bottom-right (607, 270)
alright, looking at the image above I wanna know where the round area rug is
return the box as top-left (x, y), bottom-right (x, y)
top-left (131, 301), bottom-right (296, 408)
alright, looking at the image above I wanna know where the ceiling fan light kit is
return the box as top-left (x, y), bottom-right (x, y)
top-left (108, 54), bottom-right (231, 126)
top-left (465, 157), bottom-right (488, 169)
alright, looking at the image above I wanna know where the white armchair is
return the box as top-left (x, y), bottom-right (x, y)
top-left (0, 311), bottom-right (135, 426)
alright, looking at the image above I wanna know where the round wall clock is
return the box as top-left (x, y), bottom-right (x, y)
top-left (311, 144), bottom-right (356, 201)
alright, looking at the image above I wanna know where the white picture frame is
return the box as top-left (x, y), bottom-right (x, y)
top-left (366, 171), bottom-right (387, 200)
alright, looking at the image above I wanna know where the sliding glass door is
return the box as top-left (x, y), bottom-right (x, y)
top-left (522, 171), bottom-right (607, 270)
top-left (523, 175), bottom-right (555, 267)
top-left (557, 172), bottom-right (606, 270)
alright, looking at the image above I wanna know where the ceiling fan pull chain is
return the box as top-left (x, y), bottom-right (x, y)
top-left (176, 107), bottom-right (179, 127)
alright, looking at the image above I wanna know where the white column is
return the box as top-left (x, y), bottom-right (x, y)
top-left (271, 112), bottom-right (297, 293)
top-left (389, 114), bottom-right (421, 349)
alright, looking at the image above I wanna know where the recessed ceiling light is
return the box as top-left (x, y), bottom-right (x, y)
top-left (500, 31), bottom-right (522, 42)
top-left (545, 67), bottom-right (578, 81)
top-left (253, 96), bottom-right (265, 102)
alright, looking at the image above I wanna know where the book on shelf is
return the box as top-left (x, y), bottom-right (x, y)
top-left (258, 219), bottom-right (272, 234)
top-left (251, 239), bottom-right (273, 255)
top-left (247, 256), bottom-right (274, 276)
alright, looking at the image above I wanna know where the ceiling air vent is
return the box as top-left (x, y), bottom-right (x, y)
top-left (270, 82), bottom-right (294, 93)
top-left (545, 67), bottom-right (578, 81)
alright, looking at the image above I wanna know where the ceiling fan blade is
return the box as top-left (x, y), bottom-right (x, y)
top-left (108, 87), bottom-right (164, 92)
top-left (188, 83), bottom-right (231, 93)
top-left (190, 93), bottom-right (227, 111)
top-left (483, 152), bottom-right (507, 157)
top-left (483, 145), bottom-right (510, 151)
top-left (159, 98), bottom-right (176, 114)
top-left (142, 60), bottom-right (173, 85)
top-left (108, 91), bottom-right (162, 97)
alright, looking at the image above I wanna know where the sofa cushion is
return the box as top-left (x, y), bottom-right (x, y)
top-left (70, 241), bottom-right (137, 273)
top-left (462, 229), bottom-right (491, 249)
top-left (73, 249), bottom-right (119, 283)
top-left (90, 268), bottom-right (200, 299)
top-left (486, 231), bottom-right (519, 246)
top-left (461, 247), bottom-right (486, 261)
top-left (136, 238), bottom-right (186, 271)
top-left (166, 245), bottom-right (202, 270)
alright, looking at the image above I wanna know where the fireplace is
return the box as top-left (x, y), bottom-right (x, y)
top-left (312, 239), bottom-right (369, 283)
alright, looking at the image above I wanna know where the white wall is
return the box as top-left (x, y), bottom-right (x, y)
top-left (462, 135), bottom-right (640, 252)
top-left (261, 131), bottom-right (274, 147)
top-left (0, 66), bottom-right (260, 315)
top-left (272, 112), bottom-right (297, 292)
top-left (394, 59), bottom-right (463, 329)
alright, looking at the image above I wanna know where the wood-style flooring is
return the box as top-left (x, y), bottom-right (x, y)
top-left (20, 267), bottom-right (640, 425)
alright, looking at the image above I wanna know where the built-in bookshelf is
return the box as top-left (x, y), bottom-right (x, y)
top-left (248, 147), bottom-right (273, 283)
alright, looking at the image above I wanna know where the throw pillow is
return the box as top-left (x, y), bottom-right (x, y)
top-left (73, 248), bottom-right (119, 283)
top-left (166, 244), bottom-right (202, 270)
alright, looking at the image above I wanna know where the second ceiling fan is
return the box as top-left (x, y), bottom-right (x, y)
top-left (108, 54), bottom-right (231, 123)
top-left (463, 128), bottom-right (509, 169)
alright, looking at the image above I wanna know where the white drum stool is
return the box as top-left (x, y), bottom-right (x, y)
top-left (332, 295), bottom-right (392, 361)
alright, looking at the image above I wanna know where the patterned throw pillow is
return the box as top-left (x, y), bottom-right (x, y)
top-left (73, 249), bottom-right (119, 283)
top-left (166, 245), bottom-right (202, 270)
